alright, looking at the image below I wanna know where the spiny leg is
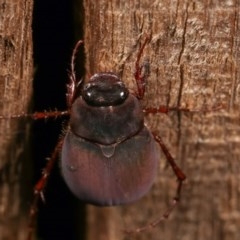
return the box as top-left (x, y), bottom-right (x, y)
top-left (154, 135), bottom-right (186, 182)
top-left (27, 138), bottom-right (64, 240)
top-left (1, 110), bottom-right (69, 239)
top-left (124, 134), bottom-right (186, 234)
top-left (143, 104), bottom-right (223, 114)
top-left (0, 110), bottom-right (69, 120)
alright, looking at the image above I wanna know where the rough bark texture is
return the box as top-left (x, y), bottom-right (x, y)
top-left (80, 1), bottom-right (240, 240)
top-left (0, 1), bottom-right (33, 239)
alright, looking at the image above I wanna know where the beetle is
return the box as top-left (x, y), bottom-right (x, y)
top-left (61, 39), bottom-right (186, 207)
top-left (61, 71), bottom-right (160, 205)
top-left (1, 38), bottom-right (186, 238)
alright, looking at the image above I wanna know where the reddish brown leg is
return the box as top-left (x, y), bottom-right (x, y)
top-left (144, 106), bottom-right (191, 114)
top-left (27, 138), bottom-right (64, 240)
top-left (0, 110), bottom-right (69, 120)
top-left (143, 104), bottom-right (223, 114)
top-left (134, 35), bottom-right (151, 99)
top-left (154, 135), bottom-right (186, 181)
top-left (124, 134), bottom-right (186, 234)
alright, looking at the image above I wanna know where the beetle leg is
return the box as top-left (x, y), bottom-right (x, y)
top-left (27, 139), bottom-right (64, 240)
top-left (0, 110), bottom-right (69, 120)
top-left (124, 181), bottom-right (184, 234)
top-left (154, 135), bottom-right (186, 181)
top-left (143, 104), bottom-right (223, 114)
top-left (123, 134), bottom-right (186, 234)
top-left (143, 106), bottom-right (191, 114)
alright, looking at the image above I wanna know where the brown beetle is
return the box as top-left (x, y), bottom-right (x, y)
top-left (0, 39), bottom-right (186, 239)
top-left (62, 72), bottom-right (159, 205)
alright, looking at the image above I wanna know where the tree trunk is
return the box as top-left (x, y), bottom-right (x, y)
top-left (77, 1), bottom-right (240, 240)
top-left (0, 1), bottom-right (33, 239)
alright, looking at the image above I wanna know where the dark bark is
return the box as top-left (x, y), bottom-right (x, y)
top-left (0, 1), bottom-right (33, 239)
top-left (79, 1), bottom-right (240, 240)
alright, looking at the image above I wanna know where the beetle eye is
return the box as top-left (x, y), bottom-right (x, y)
top-left (82, 73), bottom-right (129, 106)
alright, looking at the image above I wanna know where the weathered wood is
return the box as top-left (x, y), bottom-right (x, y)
top-left (0, 1), bottom-right (33, 239)
top-left (80, 1), bottom-right (240, 239)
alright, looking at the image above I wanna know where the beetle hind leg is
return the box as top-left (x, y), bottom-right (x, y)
top-left (123, 133), bottom-right (186, 234)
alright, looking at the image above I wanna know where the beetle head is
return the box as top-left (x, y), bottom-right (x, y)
top-left (82, 72), bottom-right (129, 106)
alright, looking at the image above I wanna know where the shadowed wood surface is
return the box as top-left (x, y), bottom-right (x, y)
top-left (80, 1), bottom-right (240, 240)
top-left (0, 1), bottom-right (33, 239)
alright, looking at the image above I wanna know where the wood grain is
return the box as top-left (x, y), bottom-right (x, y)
top-left (80, 1), bottom-right (240, 240)
top-left (0, 1), bottom-right (33, 239)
